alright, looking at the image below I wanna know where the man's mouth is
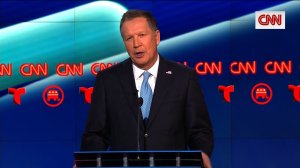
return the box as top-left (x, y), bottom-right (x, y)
top-left (135, 52), bottom-right (144, 58)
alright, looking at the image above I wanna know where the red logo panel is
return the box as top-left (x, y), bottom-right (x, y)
top-left (42, 85), bottom-right (64, 107)
top-left (251, 83), bottom-right (273, 105)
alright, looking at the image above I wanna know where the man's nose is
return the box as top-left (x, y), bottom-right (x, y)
top-left (133, 37), bottom-right (141, 48)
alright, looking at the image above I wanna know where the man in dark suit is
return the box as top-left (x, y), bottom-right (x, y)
top-left (81, 10), bottom-right (213, 167)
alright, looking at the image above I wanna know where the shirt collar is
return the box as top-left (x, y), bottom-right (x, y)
top-left (133, 55), bottom-right (160, 80)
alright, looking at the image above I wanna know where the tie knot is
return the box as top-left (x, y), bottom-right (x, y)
top-left (143, 71), bottom-right (151, 81)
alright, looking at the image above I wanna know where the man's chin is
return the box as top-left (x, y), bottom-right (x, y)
top-left (133, 61), bottom-right (147, 69)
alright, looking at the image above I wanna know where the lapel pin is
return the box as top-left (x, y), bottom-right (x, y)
top-left (166, 71), bottom-right (172, 75)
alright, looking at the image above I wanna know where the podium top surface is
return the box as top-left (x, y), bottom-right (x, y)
top-left (74, 150), bottom-right (202, 154)
top-left (74, 150), bottom-right (204, 167)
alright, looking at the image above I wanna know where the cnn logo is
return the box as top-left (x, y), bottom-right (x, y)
top-left (255, 11), bottom-right (285, 29)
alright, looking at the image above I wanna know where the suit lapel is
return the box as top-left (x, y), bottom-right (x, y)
top-left (117, 57), bottom-right (174, 129)
top-left (147, 57), bottom-right (174, 129)
top-left (117, 59), bottom-right (140, 120)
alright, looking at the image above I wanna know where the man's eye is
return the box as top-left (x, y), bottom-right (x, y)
top-left (139, 34), bottom-right (145, 37)
top-left (126, 37), bottom-right (132, 41)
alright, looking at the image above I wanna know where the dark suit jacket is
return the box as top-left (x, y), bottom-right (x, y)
top-left (81, 56), bottom-right (214, 156)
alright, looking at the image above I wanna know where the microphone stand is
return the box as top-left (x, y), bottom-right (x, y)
top-left (137, 95), bottom-right (143, 160)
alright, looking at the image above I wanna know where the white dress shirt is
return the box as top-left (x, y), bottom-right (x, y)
top-left (132, 56), bottom-right (159, 97)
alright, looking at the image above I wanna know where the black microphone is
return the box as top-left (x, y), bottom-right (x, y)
top-left (137, 97), bottom-right (143, 107)
top-left (136, 91), bottom-right (143, 154)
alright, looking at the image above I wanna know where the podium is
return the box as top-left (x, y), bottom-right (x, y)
top-left (74, 150), bottom-right (204, 167)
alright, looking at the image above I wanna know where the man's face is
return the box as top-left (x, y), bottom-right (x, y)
top-left (121, 17), bottom-right (160, 70)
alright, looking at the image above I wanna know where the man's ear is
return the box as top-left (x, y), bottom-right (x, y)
top-left (155, 30), bottom-right (160, 45)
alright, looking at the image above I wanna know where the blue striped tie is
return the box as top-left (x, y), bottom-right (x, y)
top-left (140, 71), bottom-right (152, 119)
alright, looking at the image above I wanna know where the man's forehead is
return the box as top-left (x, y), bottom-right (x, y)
top-left (122, 17), bottom-right (148, 28)
top-left (121, 18), bottom-right (151, 35)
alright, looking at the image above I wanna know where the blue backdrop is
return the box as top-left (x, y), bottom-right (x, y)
top-left (0, 1), bottom-right (299, 167)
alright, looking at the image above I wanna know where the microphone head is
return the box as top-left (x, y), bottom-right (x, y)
top-left (137, 97), bottom-right (143, 106)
